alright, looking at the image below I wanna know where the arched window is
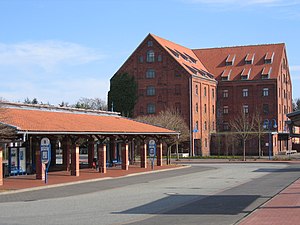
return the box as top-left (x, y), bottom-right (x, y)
top-left (147, 50), bottom-right (155, 62)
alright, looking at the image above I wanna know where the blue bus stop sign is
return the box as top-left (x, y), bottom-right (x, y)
top-left (41, 138), bottom-right (50, 164)
top-left (148, 140), bottom-right (156, 158)
top-left (40, 137), bottom-right (51, 183)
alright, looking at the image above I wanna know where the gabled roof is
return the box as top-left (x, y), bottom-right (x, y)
top-left (193, 43), bottom-right (285, 81)
top-left (150, 34), bottom-right (215, 81)
top-left (0, 106), bottom-right (178, 135)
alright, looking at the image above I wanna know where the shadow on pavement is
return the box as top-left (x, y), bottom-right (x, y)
top-left (115, 194), bottom-right (260, 215)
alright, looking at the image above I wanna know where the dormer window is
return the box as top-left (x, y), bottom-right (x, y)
top-left (226, 54), bottom-right (235, 66)
top-left (166, 46), bottom-right (179, 58)
top-left (264, 52), bottom-right (274, 64)
top-left (245, 53), bottom-right (255, 64)
top-left (241, 68), bottom-right (251, 80)
top-left (261, 67), bottom-right (272, 79)
top-left (184, 52), bottom-right (197, 63)
top-left (221, 69), bottom-right (231, 81)
top-left (184, 64), bottom-right (198, 75)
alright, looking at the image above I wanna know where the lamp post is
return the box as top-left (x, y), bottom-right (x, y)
top-left (263, 119), bottom-right (277, 160)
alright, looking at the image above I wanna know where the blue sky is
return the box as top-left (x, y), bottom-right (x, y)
top-left (0, 0), bottom-right (299, 105)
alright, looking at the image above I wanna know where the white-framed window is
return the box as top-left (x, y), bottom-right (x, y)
top-left (242, 88), bottom-right (248, 97)
top-left (147, 103), bottom-right (155, 114)
top-left (263, 88), bottom-right (269, 96)
top-left (243, 105), bottom-right (249, 114)
top-left (223, 90), bottom-right (228, 98)
top-left (147, 50), bottom-right (155, 62)
top-left (147, 40), bottom-right (153, 47)
top-left (146, 86), bottom-right (155, 96)
top-left (146, 69), bottom-right (155, 78)
top-left (223, 106), bottom-right (229, 114)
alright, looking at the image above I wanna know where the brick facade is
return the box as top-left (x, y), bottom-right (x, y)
top-left (110, 34), bottom-right (292, 156)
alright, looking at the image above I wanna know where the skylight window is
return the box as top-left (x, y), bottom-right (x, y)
top-left (175, 50), bottom-right (189, 61)
top-left (264, 52), bottom-right (274, 64)
top-left (221, 69), bottom-right (231, 81)
top-left (261, 67), bottom-right (272, 79)
top-left (241, 68), bottom-right (251, 80)
top-left (245, 53), bottom-right (255, 64)
top-left (226, 54), bottom-right (235, 66)
top-left (184, 64), bottom-right (198, 75)
top-left (166, 46), bottom-right (179, 58)
top-left (183, 52), bottom-right (197, 64)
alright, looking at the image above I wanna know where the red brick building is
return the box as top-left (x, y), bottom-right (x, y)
top-left (110, 34), bottom-right (292, 156)
top-left (194, 43), bottom-right (292, 155)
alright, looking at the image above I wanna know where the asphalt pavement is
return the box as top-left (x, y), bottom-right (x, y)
top-left (0, 163), bottom-right (299, 225)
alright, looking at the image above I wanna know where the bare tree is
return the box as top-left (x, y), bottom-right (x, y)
top-left (136, 108), bottom-right (189, 162)
top-left (253, 110), bottom-right (264, 157)
top-left (73, 97), bottom-right (107, 111)
top-left (229, 109), bottom-right (255, 161)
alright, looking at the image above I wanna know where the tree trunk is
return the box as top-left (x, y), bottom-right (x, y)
top-left (168, 146), bottom-right (171, 165)
top-left (243, 139), bottom-right (246, 161)
top-left (258, 135), bottom-right (262, 158)
top-left (176, 141), bottom-right (179, 161)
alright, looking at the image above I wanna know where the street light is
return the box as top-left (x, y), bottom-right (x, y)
top-left (263, 119), bottom-right (277, 160)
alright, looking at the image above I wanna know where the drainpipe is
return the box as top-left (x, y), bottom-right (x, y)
top-left (189, 76), bottom-right (193, 156)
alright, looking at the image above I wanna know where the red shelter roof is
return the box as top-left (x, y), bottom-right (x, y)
top-left (0, 105), bottom-right (178, 135)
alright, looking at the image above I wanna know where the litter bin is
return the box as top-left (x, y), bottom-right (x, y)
top-left (2, 163), bottom-right (9, 177)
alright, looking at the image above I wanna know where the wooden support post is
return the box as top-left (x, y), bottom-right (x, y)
top-left (0, 146), bottom-right (3, 186)
top-left (157, 142), bottom-right (163, 166)
top-left (36, 140), bottom-right (45, 180)
top-left (140, 142), bottom-right (147, 168)
top-left (98, 144), bottom-right (107, 173)
top-left (62, 138), bottom-right (70, 171)
top-left (122, 143), bottom-right (129, 170)
top-left (50, 139), bottom-right (56, 168)
top-left (88, 138), bottom-right (95, 168)
top-left (70, 145), bottom-right (80, 176)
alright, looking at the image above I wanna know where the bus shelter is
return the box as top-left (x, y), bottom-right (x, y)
top-left (0, 103), bottom-right (179, 185)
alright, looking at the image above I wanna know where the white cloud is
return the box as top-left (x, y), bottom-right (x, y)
top-left (186, 0), bottom-right (300, 7)
top-left (291, 65), bottom-right (300, 72)
top-left (0, 41), bottom-right (104, 71)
